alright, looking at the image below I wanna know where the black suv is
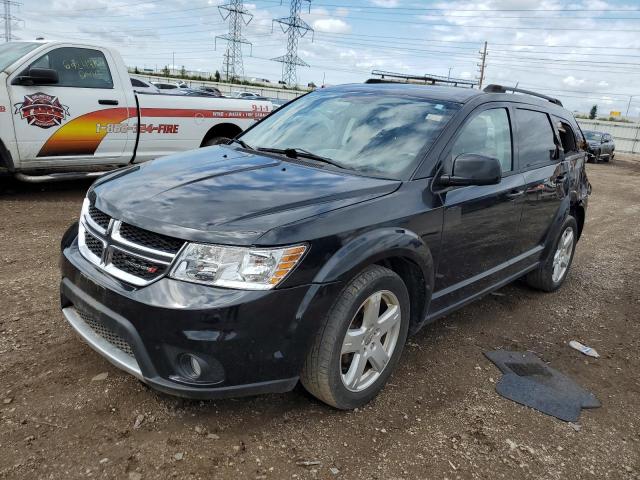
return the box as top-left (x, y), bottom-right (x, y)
top-left (60, 83), bottom-right (590, 409)
top-left (584, 130), bottom-right (615, 162)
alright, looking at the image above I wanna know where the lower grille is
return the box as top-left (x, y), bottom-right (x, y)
top-left (76, 308), bottom-right (134, 357)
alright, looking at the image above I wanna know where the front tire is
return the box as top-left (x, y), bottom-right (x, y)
top-left (526, 216), bottom-right (578, 292)
top-left (300, 265), bottom-right (410, 409)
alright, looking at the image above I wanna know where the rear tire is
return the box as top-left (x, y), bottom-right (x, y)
top-left (300, 265), bottom-right (410, 409)
top-left (526, 216), bottom-right (578, 292)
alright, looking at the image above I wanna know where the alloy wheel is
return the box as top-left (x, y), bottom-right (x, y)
top-left (340, 290), bottom-right (402, 392)
top-left (552, 227), bottom-right (574, 283)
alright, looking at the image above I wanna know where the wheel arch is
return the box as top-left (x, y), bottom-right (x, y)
top-left (311, 228), bottom-right (435, 333)
top-left (200, 122), bottom-right (244, 147)
top-left (0, 138), bottom-right (15, 172)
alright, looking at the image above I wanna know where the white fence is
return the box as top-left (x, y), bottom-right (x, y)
top-left (577, 119), bottom-right (640, 154)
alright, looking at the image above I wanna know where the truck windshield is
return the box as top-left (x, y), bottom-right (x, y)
top-left (0, 42), bottom-right (41, 72)
top-left (240, 90), bottom-right (461, 179)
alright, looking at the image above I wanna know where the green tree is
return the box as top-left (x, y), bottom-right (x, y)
top-left (589, 104), bottom-right (598, 120)
top-left (162, 65), bottom-right (170, 76)
top-left (180, 65), bottom-right (186, 77)
top-left (214, 70), bottom-right (221, 82)
top-left (134, 66), bottom-right (140, 74)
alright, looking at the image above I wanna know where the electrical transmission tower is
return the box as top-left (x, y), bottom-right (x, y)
top-left (1, 0), bottom-right (21, 42)
top-left (215, 0), bottom-right (252, 82)
top-left (272, 0), bottom-right (313, 87)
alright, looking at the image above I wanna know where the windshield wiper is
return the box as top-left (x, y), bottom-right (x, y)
top-left (228, 138), bottom-right (255, 150)
top-left (257, 147), bottom-right (345, 169)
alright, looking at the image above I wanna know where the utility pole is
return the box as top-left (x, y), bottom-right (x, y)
top-left (447, 67), bottom-right (452, 81)
top-left (172, 51), bottom-right (175, 76)
top-left (1, 0), bottom-right (21, 43)
top-left (626, 95), bottom-right (637, 118)
top-left (215, 0), bottom-right (253, 82)
top-left (272, 0), bottom-right (314, 87)
top-left (477, 41), bottom-right (487, 90)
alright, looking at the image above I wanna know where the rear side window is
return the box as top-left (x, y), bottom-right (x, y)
top-left (554, 118), bottom-right (578, 154)
top-left (516, 109), bottom-right (557, 168)
top-left (450, 108), bottom-right (513, 174)
top-left (29, 47), bottom-right (113, 89)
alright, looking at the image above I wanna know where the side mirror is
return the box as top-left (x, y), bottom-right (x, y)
top-left (13, 68), bottom-right (59, 86)
top-left (601, 138), bottom-right (607, 144)
top-left (439, 153), bottom-right (502, 187)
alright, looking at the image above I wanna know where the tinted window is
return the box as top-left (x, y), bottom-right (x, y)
top-left (30, 47), bottom-right (113, 88)
top-left (241, 90), bottom-right (461, 179)
top-left (516, 109), bottom-right (557, 168)
top-left (131, 78), bottom-right (146, 87)
top-left (450, 108), bottom-right (512, 173)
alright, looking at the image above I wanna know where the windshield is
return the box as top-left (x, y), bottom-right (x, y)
top-left (240, 89), bottom-right (461, 179)
top-left (584, 131), bottom-right (602, 141)
top-left (0, 42), bottom-right (41, 71)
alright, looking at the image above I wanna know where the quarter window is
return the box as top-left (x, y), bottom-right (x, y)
top-left (29, 47), bottom-right (113, 89)
top-left (450, 108), bottom-right (513, 174)
top-left (516, 109), bottom-right (557, 168)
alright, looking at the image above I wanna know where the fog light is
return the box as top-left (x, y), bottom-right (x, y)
top-left (181, 354), bottom-right (203, 379)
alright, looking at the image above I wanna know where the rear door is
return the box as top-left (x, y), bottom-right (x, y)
top-left (9, 46), bottom-right (133, 167)
top-left (512, 108), bottom-right (569, 256)
top-left (430, 104), bottom-right (526, 314)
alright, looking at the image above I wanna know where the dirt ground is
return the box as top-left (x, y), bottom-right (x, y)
top-left (1, 154), bottom-right (639, 480)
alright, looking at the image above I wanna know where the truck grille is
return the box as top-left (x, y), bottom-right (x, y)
top-left (119, 222), bottom-right (183, 254)
top-left (88, 205), bottom-right (111, 230)
top-left (76, 308), bottom-right (134, 357)
top-left (78, 199), bottom-right (183, 287)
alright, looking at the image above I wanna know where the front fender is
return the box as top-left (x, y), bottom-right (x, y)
top-left (312, 227), bottom-right (435, 291)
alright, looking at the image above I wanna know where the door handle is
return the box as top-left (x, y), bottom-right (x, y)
top-left (98, 99), bottom-right (119, 105)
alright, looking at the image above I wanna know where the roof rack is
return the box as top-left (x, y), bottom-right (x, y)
top-left (483, 84), bottom-right (563, 107)
top-left (367, 70), bottom-right (478, 88)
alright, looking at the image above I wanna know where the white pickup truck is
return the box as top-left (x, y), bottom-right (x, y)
top-left (0, 40), bottom-right (272, 182)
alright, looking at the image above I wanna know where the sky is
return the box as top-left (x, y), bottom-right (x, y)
top-left (9, 0), bottom-right (640, 116)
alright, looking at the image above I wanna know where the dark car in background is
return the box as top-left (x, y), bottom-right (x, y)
top-left (584, 130), bottom-right (615, 162)
top-left (60, 83), bottom-right (590, 409)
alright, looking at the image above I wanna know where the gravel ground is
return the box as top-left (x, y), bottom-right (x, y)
top-left (0, 155), bottom-right (639, 480)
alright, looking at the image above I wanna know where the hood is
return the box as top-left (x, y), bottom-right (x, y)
top-left (92, 146), bottom-right (401, 245)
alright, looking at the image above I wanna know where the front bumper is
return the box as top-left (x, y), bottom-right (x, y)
top-left (60, 241), bottom-right (341, 399)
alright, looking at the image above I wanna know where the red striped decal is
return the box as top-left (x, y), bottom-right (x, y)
top-left (140, 108), bottom-right (267, 119)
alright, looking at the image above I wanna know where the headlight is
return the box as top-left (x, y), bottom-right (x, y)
top-left (170, 243), bottom-right (307, 290)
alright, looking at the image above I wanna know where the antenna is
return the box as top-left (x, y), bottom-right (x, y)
top-left (215, 0), bottom-right (252, 82)
top-left (272, 0), bottom-right (313, 87)
top-left (1, 0), bottom-right (21, 42)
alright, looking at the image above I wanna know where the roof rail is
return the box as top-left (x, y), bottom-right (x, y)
top-left (367, 70), bottom-right (478, 88)
top-left (483, 84), bottom-right (563, 107)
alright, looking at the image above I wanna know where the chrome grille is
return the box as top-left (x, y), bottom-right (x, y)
top-left (119, 223), bottom-right (183, 254)
top-left (88, 205), bottom-right (111, 230)
top-left (78, 198), bottom-right (182, 286)
top-left (84, 230), bottom-right (104, 258)
top-left (76, 308), bottom-right (134, 357)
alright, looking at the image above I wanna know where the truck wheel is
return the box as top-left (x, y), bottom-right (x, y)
top-left (300, 265), bottom-right (410, 409)
top-left (526, 216), bottom-right (578, 292)
top-left (202, 136), bottom-right (230, 147)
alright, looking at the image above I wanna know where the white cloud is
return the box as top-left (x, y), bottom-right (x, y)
top-left (562, 76), bottom-right (586, 87)
top-left (369, 0), bottom-right (400, 6)
top-left (312, 18), bottom-right (351, 34)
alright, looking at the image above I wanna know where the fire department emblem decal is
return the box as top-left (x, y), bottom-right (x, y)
top-left (14, 92), bottom-right (70, 129)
